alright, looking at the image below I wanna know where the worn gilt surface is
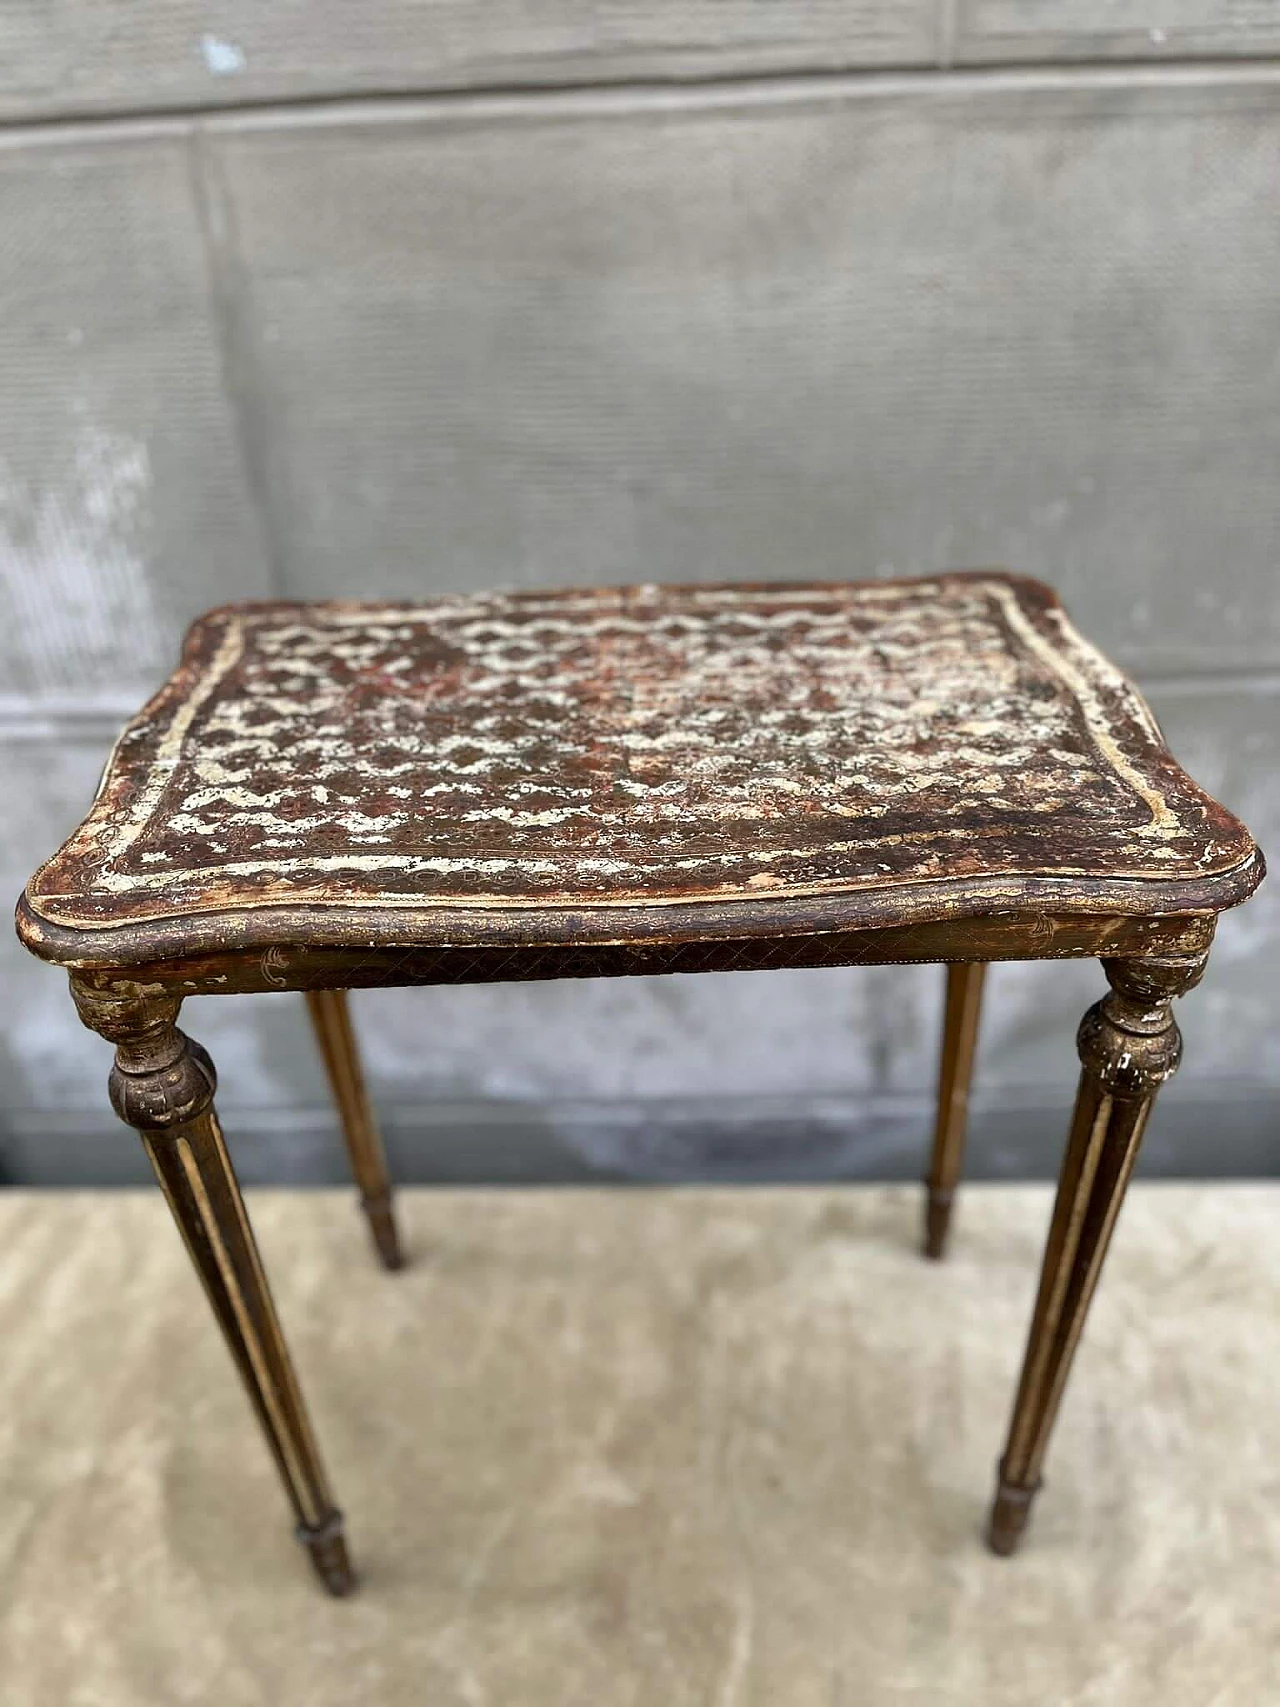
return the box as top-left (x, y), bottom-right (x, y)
top-left (21, 575), bottom-right (1258, 951)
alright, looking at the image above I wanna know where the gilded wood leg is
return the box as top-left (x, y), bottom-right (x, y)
top-left (72, 977), bottom-right (355, 1596)
top-left (305, 989), bottom-right (402, 1271)
top-left (923, 961), bottom-right (987, 1259)
top-left (986, 949), bottom-right (1209, 1556)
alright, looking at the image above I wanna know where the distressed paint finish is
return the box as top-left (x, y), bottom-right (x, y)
top-left (19, 575), bottom-right (1260, 957)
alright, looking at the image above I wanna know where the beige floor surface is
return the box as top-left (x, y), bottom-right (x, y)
top-left (1, 1184), bottom-right (1279, 1705)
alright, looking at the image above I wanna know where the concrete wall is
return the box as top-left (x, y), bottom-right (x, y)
top-left (1, 7), bottom-right (1276, 1186)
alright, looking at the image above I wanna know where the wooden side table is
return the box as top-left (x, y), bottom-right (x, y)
top-left (15, 573), bottom-right (1263, 1594)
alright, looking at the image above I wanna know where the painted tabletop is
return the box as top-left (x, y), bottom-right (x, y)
top-left (20, 574), bottom-right (1259, 952)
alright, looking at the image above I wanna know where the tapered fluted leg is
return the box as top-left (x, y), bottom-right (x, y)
top-left (305, 989), bottom-right (402, 1270)
top-left (72, 977), bottom-right (355, 1596)
top-left (986, 949), bottom-right (1209, 1556)
top-left (923, 962), bottom-right (987, 1259)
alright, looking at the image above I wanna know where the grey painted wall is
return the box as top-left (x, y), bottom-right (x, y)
top-left (1, 11), bottom-right (1276, 1187)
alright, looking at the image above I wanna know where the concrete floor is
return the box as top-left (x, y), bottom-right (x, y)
top-left (2, 1184), bottom-right (1278, 1705)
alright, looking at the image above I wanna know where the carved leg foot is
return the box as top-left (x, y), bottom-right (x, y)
top-left (358, 1191), bottom-right (402, 1273)
top-left (985, 949), bottom-right (1208, 1556)
top-left (72, 976), bottom-right (356, 1596)
top-left (297, 1510), bottom-right (356, 1597)
top-left (987, 1468), bottom-right (1039, 1556)
top-left (305, 989), bottom-right (403, 1271)
top-left (923, 962), bottom-right (987, 1259)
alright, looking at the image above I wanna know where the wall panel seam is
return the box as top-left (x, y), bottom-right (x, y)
top-left (3, 59), bottom-right (1280, 147)
top-left (185, 129), bottom-right (290, 598)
